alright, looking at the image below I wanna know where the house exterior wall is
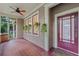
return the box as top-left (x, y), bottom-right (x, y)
top-left (23, 6), bottom-right (45, 49)
top-left (49, 3), bottom-right (79, 55)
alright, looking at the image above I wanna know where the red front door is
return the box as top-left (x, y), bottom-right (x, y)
top-left (57, 12), bottom-right (78, 54)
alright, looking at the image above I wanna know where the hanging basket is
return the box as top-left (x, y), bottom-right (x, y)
top-left (28, 24), bottom-right (32, 30)
top-left (41, 23), bottom-right (47, 32)
top-left (34, 22), bottom-right (40, 28)
top-left (23, 25), bottom-right (28, 31)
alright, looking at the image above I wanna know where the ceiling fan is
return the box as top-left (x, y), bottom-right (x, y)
top-left (10, 6), bottom-right (26, 16)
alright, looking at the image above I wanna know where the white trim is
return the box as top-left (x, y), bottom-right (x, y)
top-left (8, 18), bottom-right (16, 40)
top-left (0, 12), bottom-right (20, 18)
top-left (24, 11), bottom-right (40, 36)
top-left (24, 3), bottom-right (59, 19)
top-left (32, 12), bottom-right (40, 36)
top-left (0, 16), bottom-right (1, 33)
top-left (0, 16), bottom-right (2, 43)
top-left (44, 3), bottom-right (59, 8)
top-left (13, 20), bottom-right (16, 39)
top-left (24, 4), bottom-right (45, 19)
top-left (54, 7), bottom-right (79, 55)
top-left (44, 7), bottom-right (49, 51)
top-left (44, 3), bottom-right (59, 51)
top-left (28, 17), bottom-right (32, 34)
top-left (24, 11), bottom-right (39, 20)
top-left (24, 3), bottom-right (59, 51)
top-left (78, 11), bottom-right (79, 56)
top-left (55, 7), bottom-right (79, 17)
top-left (58, 47), bottom-right (78, 55)
top-left (0, 33), bottom-right (8, 35)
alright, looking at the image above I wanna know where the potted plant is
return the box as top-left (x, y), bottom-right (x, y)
top-left (23, 25), bottom-right (28, 32)
top-left (28, 24), bottom-right (32, 30)
top-left (41, 23), bottom-right (47, 32)
top-left (34, 22), bottom-right (40, 28)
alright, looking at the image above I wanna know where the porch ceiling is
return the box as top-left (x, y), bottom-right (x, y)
top-left (0, 3), bottom-right (42, 18)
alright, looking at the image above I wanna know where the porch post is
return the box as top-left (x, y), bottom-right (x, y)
top-left (44, 6), bottom-right (49, 51)
top-left (16, 18), bottom-right (24, 39)
top-left (44, 3), bottom-right (59, 51)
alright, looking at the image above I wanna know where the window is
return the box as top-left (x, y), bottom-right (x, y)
top-left (24, 19), bottom-right (26, 32)
top-left (63, 17), bottom-right (71, 42)
top-left (25, 20), bottom-right (29, 32)
top-left (28, 18), bottom-right (32, 33)
top-left (32, 14), bottom-right (39, 35)
top-left (24, 19), bottom-right (29, 32)
top-left (1, 16), bottom-right (8, 33)
top-left (24, 11), bottom-right (39, 34)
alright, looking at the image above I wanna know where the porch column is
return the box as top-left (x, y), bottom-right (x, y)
top-left (16, 18), bottom-right (24, 39)
top-left (44, 3), bottom-right (59, 51)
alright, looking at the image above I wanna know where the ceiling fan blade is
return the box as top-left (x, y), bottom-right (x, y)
top-left (11, 11), bottom-right (16, 13)
top-left (10, 6), bottom-right (16, 10)
top-left (19, 12), bottom-right (24, 16)
top-left (20, 10), bottom-right (26, 12)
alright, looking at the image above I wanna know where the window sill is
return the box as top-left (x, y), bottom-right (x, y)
top-left (0, 33), bottom-right (8, 35)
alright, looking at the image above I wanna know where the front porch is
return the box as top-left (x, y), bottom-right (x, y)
top-left (0, 3), bottom-right (79, 56)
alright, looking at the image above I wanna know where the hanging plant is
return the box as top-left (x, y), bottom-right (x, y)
top-left (34, 22), bottom-right (40, 28)
top-left (28, 24), bottom-right (32, 30)
top-left (41, 23), bottom-right (47, 32)
top-left (23, 25), bottom-right (28, 32)
top-left (1, 23), bottom-right (7, 33)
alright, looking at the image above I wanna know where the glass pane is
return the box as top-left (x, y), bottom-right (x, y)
top-left (28, 18), bottom-right (32, 33)
top-left (1, 16), bottom-right (8, 22)
top-left (63, 19), bottom-right (70, 41)
top-left (0, 16), bottom-right (9, 34)
top-left (25, 20), bottom-right (28, 32)
top-left (1, 21), bottom-right (8, 33)
top-left (9, 24), bottom-right (13, 39)
top-left (33, 14), bottom-right (39, 35)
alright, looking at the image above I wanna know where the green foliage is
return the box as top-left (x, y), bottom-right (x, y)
top-left (28, 24), bottom-right (32, 30)
top-left (34, 22), bottom-right (40, 28)
top-left (0, 16), bottom-right (8, 33)
top-left (41, 23), bottom-right (47, 32)
top-left (1, 23), bottom-right (7, 33)
top-left (23, 25), bottom-right (28, 31)
top-left (23, 24), bottom-right (32, 32)
top-left (10, 24), bottom-right (13, 31)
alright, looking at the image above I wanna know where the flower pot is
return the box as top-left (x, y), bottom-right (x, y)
top-left (0, 33), bottom-right (8, 43)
